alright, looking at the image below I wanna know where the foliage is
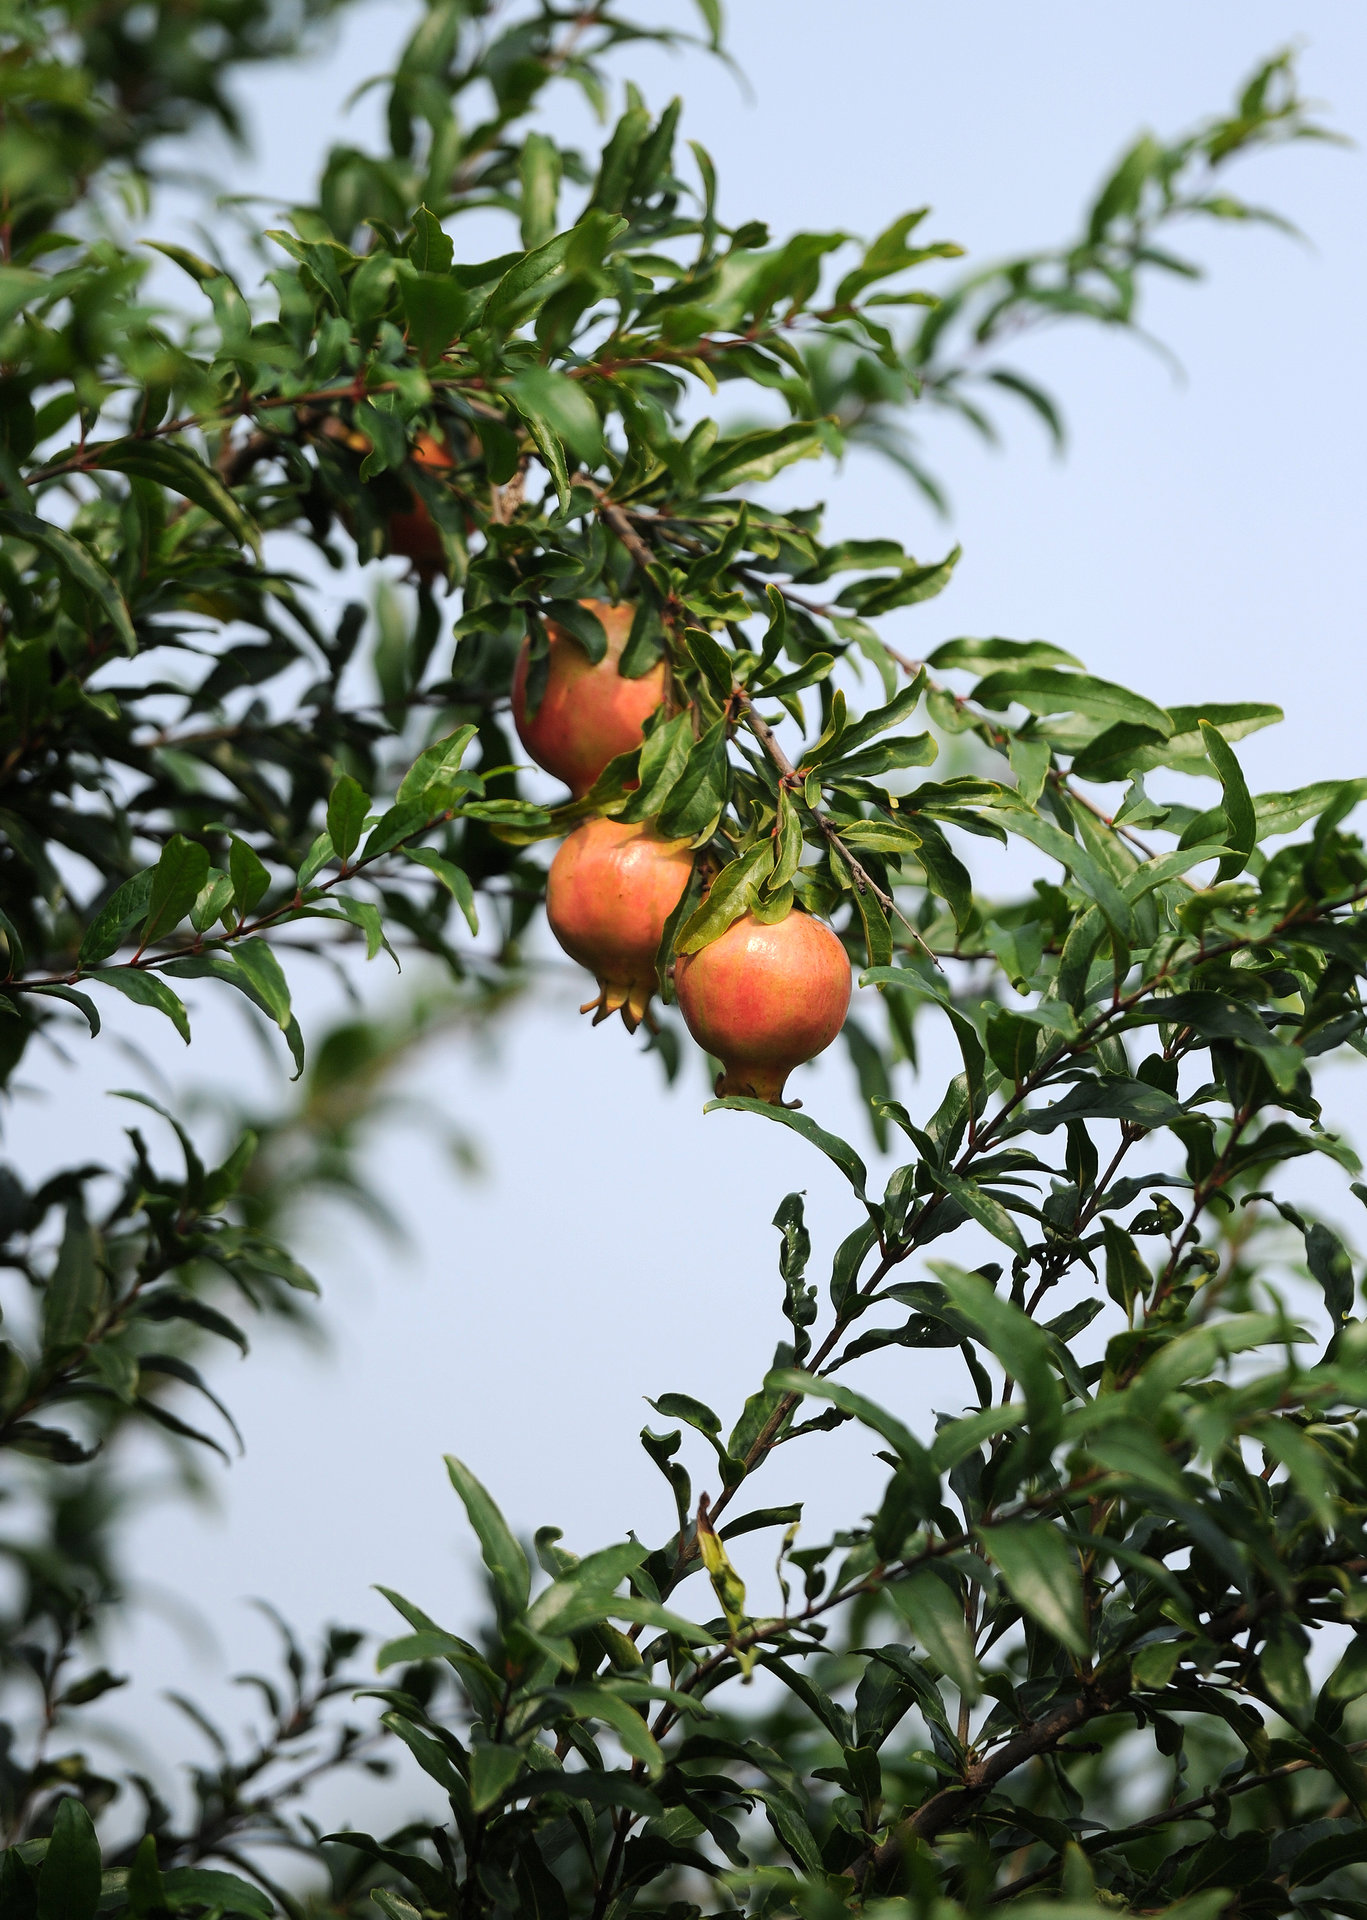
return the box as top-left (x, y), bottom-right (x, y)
top-left (0, 2), bottom-right (1361, 1917)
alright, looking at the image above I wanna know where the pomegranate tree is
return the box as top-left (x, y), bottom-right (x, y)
top-left (546, 817), bottom-right (693, 1030)
top-left (675, 906), bottom-right (852, 1104)
top-left (512, 600), bottom-right (665, 798)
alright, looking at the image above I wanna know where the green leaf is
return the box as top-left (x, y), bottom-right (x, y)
top-left (395, 263), bottom-right (469, 364)
top-left (228, 837), bottom-right (270, 915)
top-left (1259, 1616), bottom-right (1310, 1722)
top-left (29, 983), bottom-right (101, 1035)
top-left (327, 773), bottom-right (371, 863)
top-left (469, 1742), bottom-right (525, 1814)
top-left (90, 441), bottom-right (260, 555)
top-left (683, 624), bottom-right (734, 698)
top-left (36, 1796), bottom-right (101, 1920)
top-left (408, 204), bottom-right (454, 273)
top-left (1073, 701), bottom-right (1283, 781)
top-left (1198, 719), bottom-right (1256, 880)
top-left (510, 365), bottom-right (602, 468)
top-left (43, 1203), bottom-right (101, 1360)
top-left (159, 1869), bottom-right (273, 1918)
top-left (824, 733), bottom-right (938, 783)
top-left (403, 848), bottom-right (478, 934)
top-left (519, 132), bottom-right (563, 249)
top-left (554, 1685), bottom-right (664, 1775)
top-left (0, 509), bottom-right (136, 654)
top-left (973, 667), bottom-right (1172, 736)
top-left (887, 1569), bottom-right (982, 1702)
top-left (141, 837), bottom-right (210, 948)
top-left (655, 718), bottom-right (729, 844)
top-left (1102, 1218), bottom-right (1150, 1316)
top-left (707, 1097), bottom-right (868, 1201)
top-left (361, 803), bottom-right (429, 863)
top-left (765, 1372), bottom-right (936, 1503)
top-left (981, 1519), bottom-right (1087, 1657)
top-left (445, 1454), bottom-right (530, 1624)
top-left (925, 1166), bottom-right (1027, 1258)
top-left (935, 1265), bottom-right (1060, 1458)
top-left (481, 227), bottom-right (580, 335)
top-left (674, 843), bottom-right (772, 953)
top-left (190, 871), bottom-right (234, 933)
top-left (981, 807), bottom-right (1133, 942)
top-left (930, 636), bottom-right (1084, 673)
top-left (78, 869), bottom-right (154, 967)
top-left (371, 1892), bottom-right (423, 1920)
top-left (229, 938), bottom-right (291, 1028)
top-left (695, 422), bottom-right (826, 489)
top-left (89, 968), bottom-right (190, 1043)
top-left (1290, 1829), bottom-right (1367, 1887)
top-left (397, 724), bottom-right (479, 806)
top-left (127, 1833), bottom-right (166, 1919)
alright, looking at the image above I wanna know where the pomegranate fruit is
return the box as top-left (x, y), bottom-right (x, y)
top-left (675, 907), bottom-right (852, 1104)
top-left (512, 599), bottom-right (665, 799)
top-left (387, 431), bottom-right (454, 579)
top-left (546, 817), bottom-right (693, 1031)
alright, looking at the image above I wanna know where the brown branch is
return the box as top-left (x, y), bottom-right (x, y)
top-left (865, 1660), bottom-right (1133, 1878)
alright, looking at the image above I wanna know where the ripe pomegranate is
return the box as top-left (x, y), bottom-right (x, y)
top-left (512, 599), bottom-right (665, 799)
top-left (675, 907), bottom-right (852, 1104)
top-left (387, 431), bottom-right (454, 579)
top-left (546, 817), bottom-right (692, 1031)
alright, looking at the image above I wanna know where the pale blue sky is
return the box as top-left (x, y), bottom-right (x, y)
top-left (13, 1), bottom-right (1365, 1843)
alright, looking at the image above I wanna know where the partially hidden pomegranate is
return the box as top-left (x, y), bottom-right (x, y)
top-left (388, 431), bottom-right (454, 579)
top-left (512, 599), bottom-right (665, 799)
top-left (546, 817), bottom-right (693, 1031)
top-left (675, 907), bottom-right (852, 1104)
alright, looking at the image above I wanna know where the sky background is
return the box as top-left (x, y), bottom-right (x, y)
top-left (6, 0), bottom-right (1366, 1854)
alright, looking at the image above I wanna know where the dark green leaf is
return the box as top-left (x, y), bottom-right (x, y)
top-left (445, 1454), bottom-right (530, 1624)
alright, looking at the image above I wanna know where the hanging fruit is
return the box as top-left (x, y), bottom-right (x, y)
top-left (675, 907), bottom-right (852, 1105)
top-left (387, 432), bottom-right (455, 579)
top-left (512, 600), bottom-right (665, 799)
top-left (546, 817), bottom-right (693, 1032)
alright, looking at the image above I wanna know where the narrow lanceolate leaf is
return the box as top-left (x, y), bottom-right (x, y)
top-left (90, 440), bottom-right (261, 554)
top-left (707, 1097), bottom-right (869, 1201)
top-left (766, 1371), bottom-right (938, 1505)
top-left (971, 667), bottom-right (1172, 735)
top-left (1199, 718), bottom-right (1257, 879)
top-left (403, 847), bottom-right (479, 933)
top-left (445, 1454), bottom-right (530, 1624)
top-left (229, 938), bottom-right (292, 1027)
top-left (89, 967), bottom-right (191, 1042)
top-left (888, 1568), bottom-right (982, 1702)
top-left (0, 509), bottom-right (137, 652)
top-left (78, 869), bottom-right (154, 967)
top-left (925, 1165), bottom-right (1027, 1257)
top-left (981, 1519), bottom-right (1088, 1657)
top-left (43, 1203), bottom-right (102, 1359)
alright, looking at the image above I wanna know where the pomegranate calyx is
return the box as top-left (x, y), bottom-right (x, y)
top-left (580, 976), bottom-right (656, 1033)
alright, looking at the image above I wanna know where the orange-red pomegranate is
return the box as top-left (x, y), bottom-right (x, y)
top-left (546, 817), bottom-right (693, 1031)
top-left (675, 907), bottom-right (852, 1104)
top-left (388, 432), bottom-right (454, 579)
top-left (512, 599), bottom-right (665, 799)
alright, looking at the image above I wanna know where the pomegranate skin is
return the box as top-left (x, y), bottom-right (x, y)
top-left (388, 432), bottom-right (453, 579)
top-left (675, 908), bottom-right (852, 1104)
top-left (547, 817), bottom-right (693, 1031)
top-left (512, 600), bottom-right (665, 799)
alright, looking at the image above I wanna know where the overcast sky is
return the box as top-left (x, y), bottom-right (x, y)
top-left (10, 0), bottom-right (1366, 1848)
